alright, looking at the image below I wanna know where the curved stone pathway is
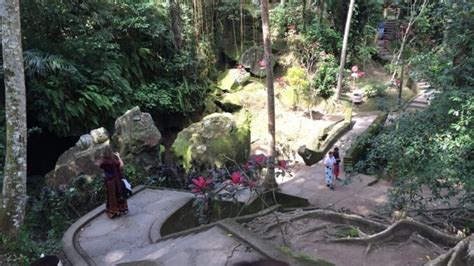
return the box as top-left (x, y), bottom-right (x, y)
top-left (63, 188), bottom-right (296, 266)
top-left (64, 188), bottom-right (193, 265)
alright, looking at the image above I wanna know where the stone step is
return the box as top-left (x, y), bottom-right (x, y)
top-left (417, 83), bottom-right (431, 89)
top-left (408, 102), bottom-right (428, 109)
top-left (411, 99), bottom-right (429, 105)
top-left (405, 108), bottom-right (421, 113)
top-left (380, 55), bottom-right (393, 60)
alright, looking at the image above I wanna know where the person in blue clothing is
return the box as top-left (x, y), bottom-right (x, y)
top-left (378, 22), bottom-right (385, 39)
top-left (324, 151), bottom-right (336, 190)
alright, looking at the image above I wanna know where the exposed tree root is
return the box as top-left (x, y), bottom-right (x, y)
top-left (247, 208), bottom-right (472, 265)
top-left (426, 235), bottom-right (474, 266)
top-left (297, 223), bottom-right (330, 235)
top-left (329, 219), bottom-right (462, 248)
top-left (264, 220), bottom-right (289, 234)
top-left (284, 209), bottom-right (388, 234)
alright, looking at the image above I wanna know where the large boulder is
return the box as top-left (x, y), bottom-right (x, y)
top-left (111, 106), bottom-right (162, 175)
top-left (240, 46), bottom-right (275, 77)
top-left (171, 112), bottom-right (251, 171)
top-left (46, 132), bottom-right (111, 187)
top-left (220, 82), bottom-right (266, 111)
top-left (217, 68), bottom-right (250, 92)
top-left (46, 107), bottom-right (162, 187)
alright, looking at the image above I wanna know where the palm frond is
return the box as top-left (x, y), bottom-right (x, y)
top-left (23, 49), bottom-right (79, 77)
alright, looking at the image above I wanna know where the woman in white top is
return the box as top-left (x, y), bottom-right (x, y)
top-left (324, 151), bottom-right (336, 190)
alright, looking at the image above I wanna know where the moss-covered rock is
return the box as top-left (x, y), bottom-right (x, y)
top-left (220, 81), bottom-right (266, 111)
top-left (217, 69), bottom-right (250, 92)
top-left (202, 97), bottom-right (223, 116)
top-left (279, 86), bottom-right (299, 108)
top-left (112, 106), bottom-right (162, 175)
top-left (171, 112), bottom-right (251, 171)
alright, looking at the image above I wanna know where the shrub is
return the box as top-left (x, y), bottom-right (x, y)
top-left (189, 155), bottom-right (291, 224)
top-left (311, 53), bottom-right (338, 99)
top-left (363, 83), bottom-right (387, 98)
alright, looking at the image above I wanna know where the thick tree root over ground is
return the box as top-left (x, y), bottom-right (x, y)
top-left (426, 235), bottom-right (474, 266)
top-left (245, 209), bottom-right (469, 266)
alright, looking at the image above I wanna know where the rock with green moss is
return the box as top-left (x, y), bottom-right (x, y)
top-left (240, 46), bottom-right (275, 77)
top-left (279, 87), bottom-right (299, 108)
top-left (217, 69), bottom-right (250, 92)
top-left (112, 106), bottom-right (162, 175)
top-left (202, 97), bottom-right (223, 116)
top-left (171, 112), bottom-right (251, 171)
top-left (220, 81), bottom-right (266, 111)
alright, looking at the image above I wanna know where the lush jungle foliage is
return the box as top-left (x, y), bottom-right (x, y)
top-left (357, 2), bottom-right (474, 208)
top-left (0, 0), bottom-right (210, 136)
top-left (1, 0), bottom-right (473, 263)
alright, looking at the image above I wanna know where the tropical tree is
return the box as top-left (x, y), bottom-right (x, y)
top-left (335, 0), bottom-right (356, 100)
top-left (260, 0), bottom-right (276, 188)
top-left (0, 0), bottom-right (28, 235)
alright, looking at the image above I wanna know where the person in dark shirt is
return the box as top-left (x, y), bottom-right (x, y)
top-left (94, 146), bottom-right (128, 218)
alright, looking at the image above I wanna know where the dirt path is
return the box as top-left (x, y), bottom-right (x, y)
top-left (245, 210), bottom-right (452, 266)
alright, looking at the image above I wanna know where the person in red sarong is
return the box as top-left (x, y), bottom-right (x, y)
top-left (333, 147), bottom-right (341, 180)
top-left (94, 146), bottom-right (128, 218)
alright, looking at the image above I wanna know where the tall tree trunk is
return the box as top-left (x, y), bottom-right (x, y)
top-left (319, 0), bottom-right (324, 24)
top-left (390, 0), bottom-right (428, 81)
top-left (170, 0), bottom-right (183, 50)
top-left (335, 0), bottom-right (356, 100)
top-left (240, 0), bottom-right (244, 55)
top-left (260, 0), bottom-right (276, 188)
top-left (302, 0), bottom-right (307, 31)
top-left (0, 0), bottom-right (28, 236)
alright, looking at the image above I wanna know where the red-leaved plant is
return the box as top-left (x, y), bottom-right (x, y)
top-left (189, 155), bottom-right (291, 224)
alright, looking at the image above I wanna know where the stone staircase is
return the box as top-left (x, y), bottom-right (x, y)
top-left (406, 81), bottom-right (432, 112)
top-left (385, 80), bottom-right (434, 125)
top-left (376, 39), bottom-right (392, 61)
top-left (384, 19), bottom-right (398, 40)
top-left (376, 19), bottom-right (398, 61)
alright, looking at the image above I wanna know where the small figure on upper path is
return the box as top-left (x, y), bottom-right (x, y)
top-left (333, 147), bottom-right (341, 181)
top-left (324, 151), bottom-right (336, 190)
top-left (94, 146), bottom-right (129, 218)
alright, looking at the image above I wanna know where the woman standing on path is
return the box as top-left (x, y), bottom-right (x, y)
top-left (324, 151), bottom-right (336, 190)
top-left (95, 146), bottom-right (129, 218)
top-left (333, 147), bottom-right (341, 180)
